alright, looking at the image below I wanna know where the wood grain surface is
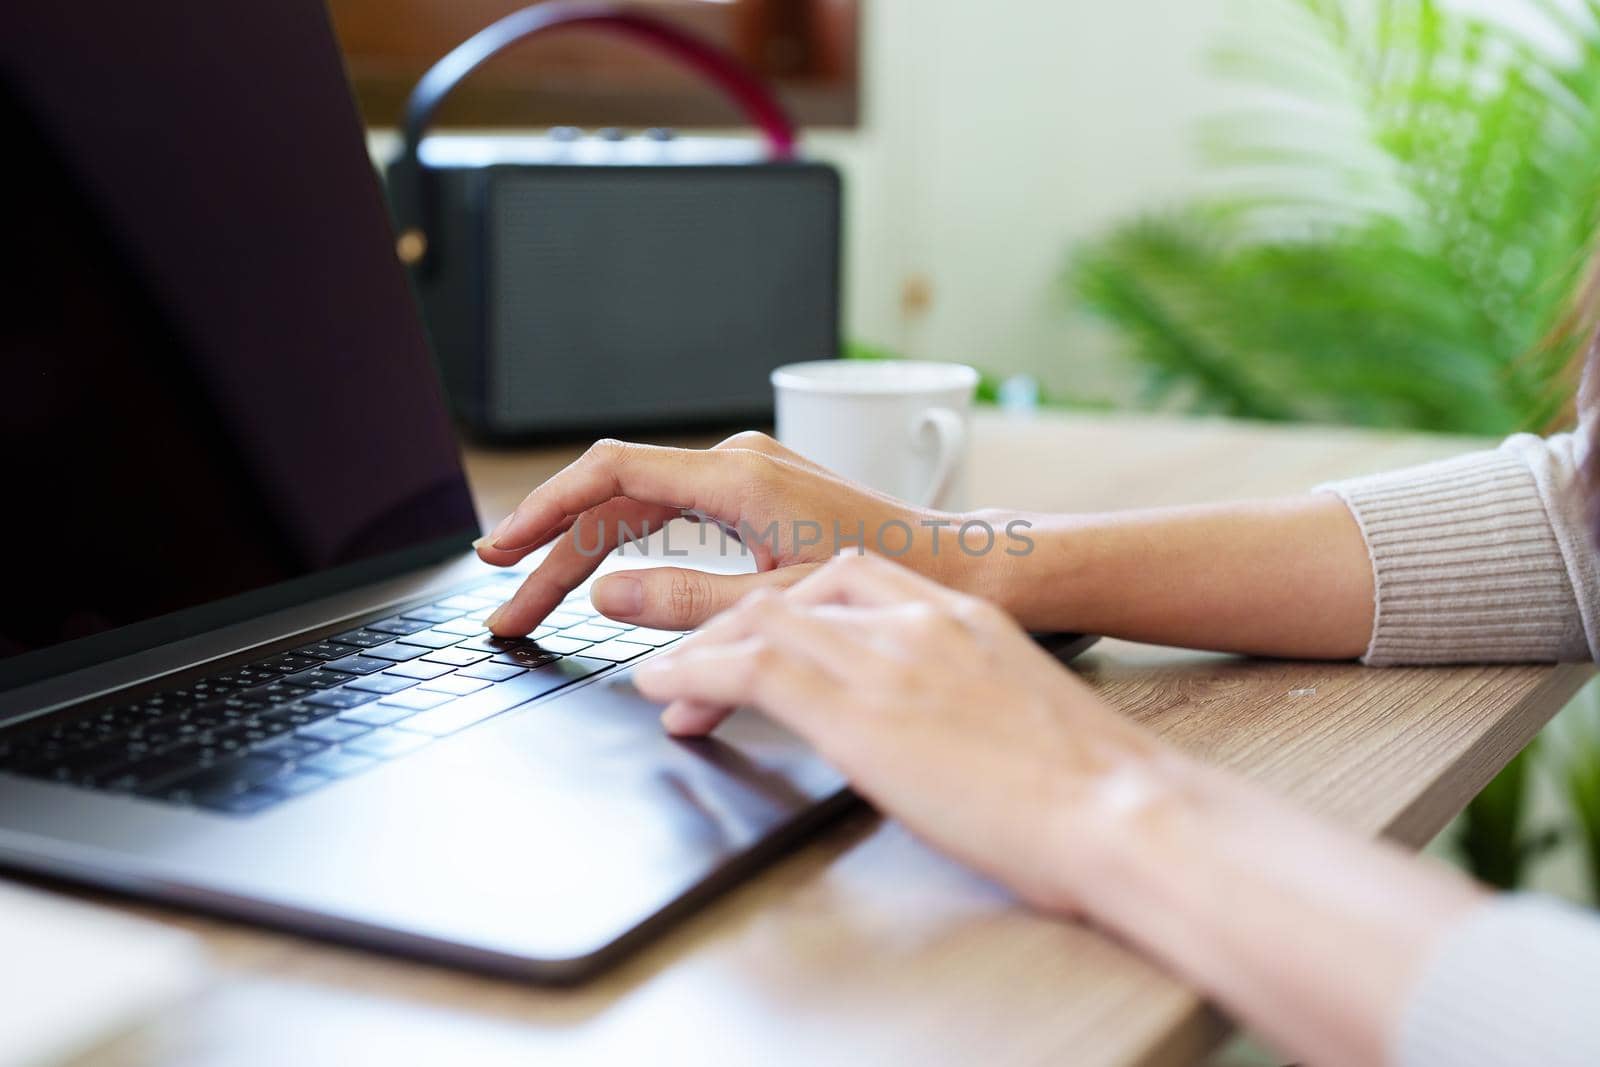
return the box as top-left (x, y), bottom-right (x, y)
top-left (70, 410), bottom-right (1591, 1067)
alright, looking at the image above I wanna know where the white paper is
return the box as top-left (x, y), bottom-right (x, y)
top-left (0, 880), bottom-right (204, 1067)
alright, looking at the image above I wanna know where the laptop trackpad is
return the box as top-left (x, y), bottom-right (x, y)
top-left (423, 667), bottom-right (846, 857)
top-left (347, 668), bottom-right (851, 953)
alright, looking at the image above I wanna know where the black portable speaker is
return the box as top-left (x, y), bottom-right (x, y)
top-left (385, 2), bottom-right (842, 441)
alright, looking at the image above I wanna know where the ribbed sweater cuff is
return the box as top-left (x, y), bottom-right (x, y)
top-left (1397, 895), bottom-right (1600, 1067)
top-left (1318, 448), bottom-right (1586, 665)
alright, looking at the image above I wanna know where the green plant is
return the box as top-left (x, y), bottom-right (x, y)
top-left (1457, 742), bottom-right (1562, 889)
top-left (1560, 692), bottom-right (1600, 897)
top-left (1066, 0), bottom-right (1600, 889)
top-left (1068, 0), bottom-right (1600, 434)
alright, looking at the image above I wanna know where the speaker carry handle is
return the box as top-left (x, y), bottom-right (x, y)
top-left (387, 0), bottom-right (801, 275)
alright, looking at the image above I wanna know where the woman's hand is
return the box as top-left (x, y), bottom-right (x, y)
top-left (475, 432), bottom-right (1374, 657)
top-left (476, 432), bottom-right (994, 636)
top-left (632, 553), bottom-right (1487, 1067)
top-left (632, 553), bottom-right (1189, 913)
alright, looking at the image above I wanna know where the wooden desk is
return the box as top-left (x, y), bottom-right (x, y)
top-left (81, 411), bottom-right (1592, 1067)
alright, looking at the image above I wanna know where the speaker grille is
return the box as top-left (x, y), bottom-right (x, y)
top-left (487, 165), bottom-right (840, 433)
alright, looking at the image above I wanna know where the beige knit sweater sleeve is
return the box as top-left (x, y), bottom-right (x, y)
top-left (1322, 435), bottom-right (1600, 1067)
top-left (1318, 432), bottom-right (1600, 665)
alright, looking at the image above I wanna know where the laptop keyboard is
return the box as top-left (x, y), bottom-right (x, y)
top-left (0, 579), bottom-right (683, 816)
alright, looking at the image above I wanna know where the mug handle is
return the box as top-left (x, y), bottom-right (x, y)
top-left (910, 407), bottom-right (966, 509)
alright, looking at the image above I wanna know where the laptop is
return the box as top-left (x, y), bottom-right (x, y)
top-left (0, 0), bottom-right (870, 981)
top-left (0, 2), bottom-right (1093, 981)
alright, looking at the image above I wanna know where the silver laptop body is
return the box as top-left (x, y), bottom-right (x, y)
top-left (0, 0), bottom-right (848, 980)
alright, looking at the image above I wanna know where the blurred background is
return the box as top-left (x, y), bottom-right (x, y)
top-left (338, 0), bottom-right (1600, 918)
top-left (341, 0), bottom-right (1223, 407)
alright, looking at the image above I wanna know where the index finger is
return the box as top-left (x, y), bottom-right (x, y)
top-left (489, 439), bottom-right (766, 555)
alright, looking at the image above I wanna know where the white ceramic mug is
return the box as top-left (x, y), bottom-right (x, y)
top-left (771, 360), bottom-right (979, 510)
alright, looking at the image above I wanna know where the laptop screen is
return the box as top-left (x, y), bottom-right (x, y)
top-left (0, 3), bottom-right (479, 686)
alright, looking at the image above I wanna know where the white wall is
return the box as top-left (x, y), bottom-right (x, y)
top-left (806, 0), bottom-right (1235, 400)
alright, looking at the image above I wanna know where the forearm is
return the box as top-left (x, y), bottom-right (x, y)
top-left (968, 495), bottom-right (1373, 659)
top-left (1063, 753), bottom-right (1486, 1067)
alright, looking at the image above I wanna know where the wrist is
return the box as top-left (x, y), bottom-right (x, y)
top-left (1040, 739), bottom-right (1218, 921)
top-left (936, 508), bottom-right (1036, 615)
top-left (945, 509), bottom-right (1102, 630)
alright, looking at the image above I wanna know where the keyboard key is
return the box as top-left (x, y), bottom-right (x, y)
top-left (454, 634), bottom-right (511, 653)
top-left (620, 628), bottom-right (685, 647)
top-left (254, 736), bottom-right (327, 762)
top-left (297, 749), bottom-right (379, 779)
top-left (421, 646), bottom-right (490, 667)
top-left (297, 640), bottom-right (363, 661)
top-left (574, 639), bottom-right (653, 663)
top-left (382, 660), bottom-right (455, 680)
top-left (431, 617), bottom-right (488, 637)
top-left (296, 719), bottom-right (371, 744)
top-left (230, 721), bottom-right (282, 744)
top-left (365, 616), bottom-right (431, 635)
top-left (544, 611), bottom-right (591, 628)
top-left (456, 661), bottom-right (526, 682)
top-left (417, 674), bottom-right (491, 696)
top-left (490, 647), bottom-right (561, 669)
top-left (394, 629), bottom-right (461, 650)
top-left (284, 668), bottom-right (359, 689)
top-left (344, 673), bottom-right (418, 694)
top-left (338, 703), bottom-right (418, 727)
top-left (323, 655), bottom-right (393, 675)
top-left (523, 635), bottom-right (593, 655)
top-left (239, 682), bottom-right (313, 704)
top-left (330, 629), bottom-right (390, 648)
top-left (361, 641), bottom-right (429, 662)
top-left (344, 729), bottom-right (431, 760)
top-left (206, 697), bottom-right (267, 718)
top-left (261, 702), bottom-right (340, 727)
top-left (401, 606), bottom-right (463, 624)
top-left (303, 688), bottom-right (381, 709)
top-left (438, 594), bottom-right (497, 611)
top-left (559, 622), bottom-right (627, 642)
top-left (262, 652), bottom-right (323, 674)
top-left (377, 689), bottom-right (455, 711)
top-left (397, 656), bottom-right (612, 737)
top-left (164, 720), bottom-right (209, 743)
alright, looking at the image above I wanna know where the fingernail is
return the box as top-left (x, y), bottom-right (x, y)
top-left (488, 512), bottom-right (517, 549)
top-left (593, 575), bottom-right (643, 619)
top-left (484, 606), bottom-right (506, 632)
top-left (472, 535), bottom-right (494, 551)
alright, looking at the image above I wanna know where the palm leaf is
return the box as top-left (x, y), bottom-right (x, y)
top-left (1067, 0), bottom-right (1600, 435)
